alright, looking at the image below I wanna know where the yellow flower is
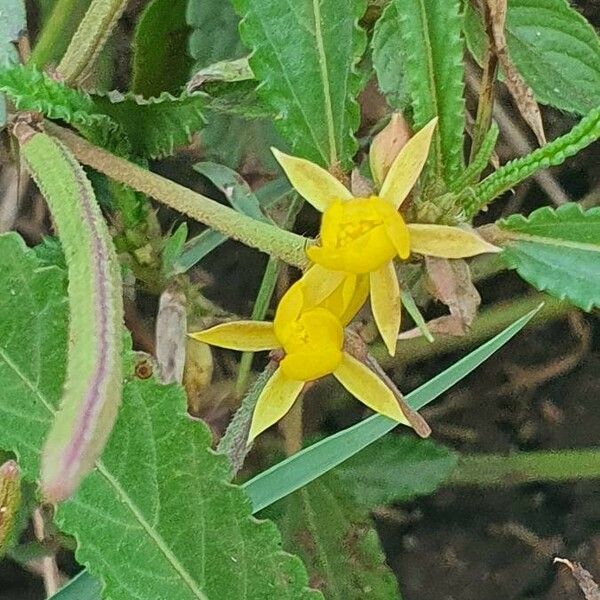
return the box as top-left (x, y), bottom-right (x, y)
top-left (189, 272), bottom-right (408, 443)
top-left (272, 118), bottom-right (500, 356)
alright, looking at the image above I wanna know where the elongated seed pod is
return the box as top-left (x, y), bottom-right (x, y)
top-left (0, 460), bottom-right (21, 557)
top-left (15, 121), bottom-right (123, 503)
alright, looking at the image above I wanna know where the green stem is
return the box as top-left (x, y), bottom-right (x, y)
top-left (450, 448), bottom-right (600, 486)
top-left (56, 0), bottom-right (128, 84)
top-left (46, 122), bottom-right (310, 268)
top-left (465, 105), bottom-right (600, 217)
top-left (29, 0), bottom-right (92, 69)
top-left (217, 362), bottom-right (278, 474)
top-left (372, 293), bottom-right (572, 367)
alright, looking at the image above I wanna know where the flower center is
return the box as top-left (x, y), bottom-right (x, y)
top-left (277, 308), bottom-right (344, 381)
top-left (307, 196), bottom-right (410, 274)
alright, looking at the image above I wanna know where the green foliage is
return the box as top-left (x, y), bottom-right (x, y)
top-left (336, 436), bottom-right (457, 509)
top-left (186, 0), bottom-right (245, 70)
top-left (499, 203), bottom-right (600, 311)
top-left (244, 305), bottom-right (539, 513)
top-left (233, 0), bottom-right (367, 168)
top-left (93, 91), bottom-right (206, 159)
top-left (0, 233), bottom-right (319, 599)
top-left (464, 0), bottom-right (600, 116)
top-left (0, 65), bottom-right (128, 152)
top-left (372, 0), bottom-right (465, 185)
top-left (132, 0), bottom-right (192, 96)
top-left (0, 0), bottom-right (25, 68)
top-left (278, 473), bottom-right (401, 599)
top-left (466, 105), bottom-right (600, 217)
top-left (52, 571), bottom-right (103, 600)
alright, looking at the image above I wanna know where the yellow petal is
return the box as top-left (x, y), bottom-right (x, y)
top-left (333, 353), bottom-right (409, 424)
top-left (407, 224), bottom-right (501, 258)
top-left (189, 321), bottom-right (279, 351)
top-left (337, 274), bottom-right (369, 326)
top-left (370, 262), bottom-right (401, 356)
top-left (273, 282), bottom-right (304, 343)
top-left (298, 265), bottom-right (346, 308)
top-left (379, 117), bottom-right (438, 209)
top-left (383, 212), bottom-right (411, 260)
top-left (271, 148), bottom-right (353, 212)
top-left (248, 368), bottom-right (304, 443)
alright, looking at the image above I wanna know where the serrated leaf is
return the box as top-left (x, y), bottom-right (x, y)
top-left (0, 65), bottom-right (128, 153)
top-left (0, 232), bottom-right (320, 599)
top-left (132, 0), bottom-right (192, 96)
top-left (464, 0), bottom-right (600, 115)
top-left (335, 436), bottom-right (457, 509)
top-left (372, 0), bottom-right (466, 184)
top-left (499, 202), bottom-right (600, 311)
top-left (92, 90), bottom-right (207, 159)
top-left (234, 0), bottom-right (367, 168)
top-left (277, 473), bottom-right (401, 598)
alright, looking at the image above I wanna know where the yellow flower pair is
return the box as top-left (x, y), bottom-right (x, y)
top-left (190, 118), bottom-right (499, 443)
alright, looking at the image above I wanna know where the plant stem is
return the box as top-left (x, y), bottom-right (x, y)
top-left (372, 293), bottom-right (573, 367)
top-left (56, 0), bottom-right (128, 84)
top-left (218, 362), bottom-right (278, 475)
top-left (280, 397), bottom-right (303, 456)
top-left (46, 122), bottom-right (310, 268)
top-left (450, 448), bottom-right (600, 486)
top-left (29, 0), bottom-right (92, 69)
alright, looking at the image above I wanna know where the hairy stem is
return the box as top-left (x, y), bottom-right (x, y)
top-left (56, 0), bottom-right (128, 84)
top-left (450, 448), bottom-right (600, 486)
top-left (46, 122), bottom-right (310, 268)
top-left (29, 0), bottom-right (91, 69)
top-left (465, 105), bottom-right (600, 217)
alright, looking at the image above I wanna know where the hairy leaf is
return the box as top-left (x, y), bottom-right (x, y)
top-left (464, 0), bottom-right (600, 115)
top-left (372, 0), bottom-right (465, 184)
top-left (0, 233), bottom-right (319, 599)
top-left (335, 436), bottom-right (457, 509)
top-left (499, 203), bottom-right (600, 310)
top-left (233, 0), bottom-right (367, 168)
top-left (0, 65), bottom-right (128, 152)
top-left (93, 90), bottom-right (207, 159)
top-left (132, 0), bottom-right (192, 96)
top-left (277, 473), bottom-right (400, 598)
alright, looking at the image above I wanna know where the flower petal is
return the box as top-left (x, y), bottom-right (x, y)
top-left (271, 148), bottom-right (352, 212)
top-left (189, 321), bottom-right (279, 351)
top-left (383, 213), bottom-right (411, 260)
top-left (407, 224), bottom-right (501, 258)
top-left (299, 265), bottom-right (346, 308)
top-left (248, 368), bottom-right (304, 443)
top-left (370, 262), bottom-right (402, 356)
top-left (379, 117), bottom-right (438, 209)
top-left (333, 353), bottom-right (409, 424)
top-left (273, 282), bottom-right (304, 342)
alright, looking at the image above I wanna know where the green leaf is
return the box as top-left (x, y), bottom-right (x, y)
top-left (132, 0), bottom-right (193, 96)
top-left (243, 304), bottom-right (540, 512)
top-left (161, 222), bottom-right (188, 277)
top-left (0, 0), bottom-right (24, 123)
top-left (372, 0), bottom-right (465, 184)
top-left (93, 91), bottom-right (207, 159)
top-left (278, 473), bottom-right (401, 598)
top-left (0, 232), bottom-right (320, 600)
top-left (335, 436), bottom-right (457, 509)
top-left (0, 65), bottom-right (128, 153)
top-left (0, 0), bottom-right (25, 68)
top-left (234, 0), bottom-right (367, 168)
top-left (498, 203), bottom-right (600, 311)
top-left (464, 0), bottom-right (600, 115)
top-left (186, 0), bottom-right (245, 70)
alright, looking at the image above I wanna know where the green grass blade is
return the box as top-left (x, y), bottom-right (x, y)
top-left (242, 305), bottom-right (541, 512)
top-left (50, 571), bottom-right (102, 599)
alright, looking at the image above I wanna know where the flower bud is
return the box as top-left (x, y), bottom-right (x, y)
top-left (369, 113), bottom-right (412, 188)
